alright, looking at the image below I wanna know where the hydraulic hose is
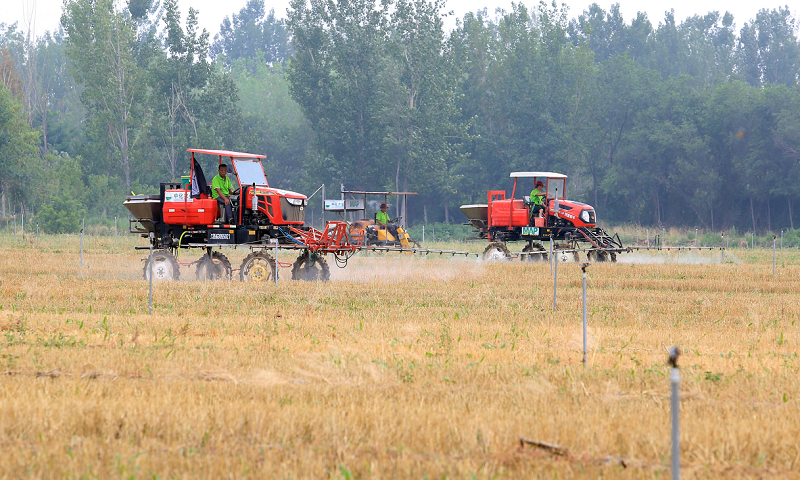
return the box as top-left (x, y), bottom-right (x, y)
top-left (278, 227), bottom-right (305, 246)
top-left (176, 230), bottom-right (190, 257)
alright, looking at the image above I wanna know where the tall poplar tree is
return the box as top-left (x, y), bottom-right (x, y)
top-left (62, 0), bottom-right (144, 188)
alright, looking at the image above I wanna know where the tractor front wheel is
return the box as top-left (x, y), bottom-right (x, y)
top-left (240, 252), bottom-right (277, 282)
top-left (143, 250), bottom-right (180, 281)
top-left (482, 242), bottom-right (511, 261)
top-left (196, 252), bottom-right (232, 281)
top-left (588, 250), bottom-right (609, 262)
top-left (521, 243), bottom-right (547, 262)
top-left (291, 251), bottom-right (331, 282)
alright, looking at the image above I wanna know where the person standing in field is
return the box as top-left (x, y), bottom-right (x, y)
top-left (530, 181), bottom-right (546, 219)
top-left (212, 164), bottom-right (237, 223)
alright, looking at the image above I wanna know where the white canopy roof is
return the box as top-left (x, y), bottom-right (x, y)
top-left (510, 172), bottom-right (567, 179)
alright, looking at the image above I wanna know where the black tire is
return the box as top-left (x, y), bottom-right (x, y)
top-left (552, 244), bottom-right (579, 263)
top-left (291, 251), bottom-right (331, 281)
top-left (589, 250), bottom-right (609, 262)
top-left (195, 252), bottom-right (232, 281)
top-left (521, 243), bottom-right (547, 262)
top-left (143, 250), bottom-right (180, 281)
top-left (482, 242), bottom-right (511, 261)
top-left (239, 251), bottom-right (277, 282)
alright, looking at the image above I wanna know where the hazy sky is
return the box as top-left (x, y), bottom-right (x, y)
top-left (1, 0), bottom-right (796, 40)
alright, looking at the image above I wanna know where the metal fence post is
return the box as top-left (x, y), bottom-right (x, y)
top-left (646, 228), bottom-right (649, 248)
top-left (694, 228), bottom-right (698, 247)
top-left (582, 263), bottom-right (589, 365)
top-left (663, 227), bottom-right (666, 247)
top-left (148, 244), bottom-right (153, 315)
top-left (36, 223), bottom-right (39, 248)
top-left (720, 233), bottom-right (724, 262)
top-left (274, 239), bottom-right (279, 286)
top-left (773, 235), bottom-right (777, 276)
top-left (552, 250), bottom-right (558, 312)
top-left (21, 212), bottom-right (23, 237)
top-left (115, 216), bottom-right (118, 245)
top-left (669, 347), bottom-right (681, 480)
top-left (422, 225), bottom-right (425, 243)
top-left (80, 218), bottom-right (84, 267)
top-left (781, 230), bottom-right (783, 250)
top-left (751, 232), bottom-right (754, 249)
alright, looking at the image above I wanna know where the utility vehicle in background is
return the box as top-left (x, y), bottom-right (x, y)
top-left (460, 172), bottom-right (626, 262)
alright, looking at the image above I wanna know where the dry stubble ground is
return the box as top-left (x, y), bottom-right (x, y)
top-left (0, 234), bottom-right (799, 479)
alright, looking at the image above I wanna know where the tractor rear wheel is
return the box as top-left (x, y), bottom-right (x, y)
top-left (196, 252), bottom-right (232, 281)
top-left (521, 243), bottom-right (547, 262)
top-left (291, 251), bottom-right (331, 282)
top-left (240, 251), bottom-right (277, 282)
top-left (553, 243), bottom-right (580, 263)
top-left (482, 242), bottom-right (511, 261)
top-left (143, 250), bottom-right (180, 281)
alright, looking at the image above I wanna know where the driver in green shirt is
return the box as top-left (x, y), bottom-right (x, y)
top-left (376, 203), bottom-right (399, 240)
top-left (530, 181), bottom-right (546, 219)
top-left (212, 164), bottom-right (237, 223)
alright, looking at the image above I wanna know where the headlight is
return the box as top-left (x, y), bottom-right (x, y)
top-left (580, 210), bottom-right (591, 223)
top-left (285, 197), bottom-right (304, 206)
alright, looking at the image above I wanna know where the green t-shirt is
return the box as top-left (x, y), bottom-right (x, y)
top-left (376, 211), bottom-right (390, 225)
top-left (530, 188), bottom-right (544, 206)
top-left (212, 174), bottom-right (233, 199)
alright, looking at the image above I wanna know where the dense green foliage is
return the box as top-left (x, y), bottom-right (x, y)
top-left (1, 1), bottom-right (800, 233)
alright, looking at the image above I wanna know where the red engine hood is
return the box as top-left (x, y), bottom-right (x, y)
top-left (548, 199), bottom-right (596, 227)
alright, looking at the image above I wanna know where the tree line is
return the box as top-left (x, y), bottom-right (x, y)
top-left (1, 0), bottom-right (800, 233)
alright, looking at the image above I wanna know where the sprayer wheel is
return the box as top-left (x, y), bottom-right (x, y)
top-left (552, 244), bottom-right (580, 263)
top-left (291, 251), bottom-right (331, 282)
top-left (195, 251), bottom-right (232, 281)
top-left (483, 242), bottom-right (511, 261)
top-left (588, 250), bottom-right (609, 263)
top-left (143, 250), bottom-right (180, 281)
top-left (610, 252), bottom-right (617, 263)
top-left (240, 251), bottom-right (277, 282)
top-left (521, 243), bottom-right (547, 262)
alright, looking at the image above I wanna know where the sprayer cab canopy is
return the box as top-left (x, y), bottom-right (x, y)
top-left (187, 148), bottom-right (270, 195)
top-left (510, 172), bottom-right (567, 200)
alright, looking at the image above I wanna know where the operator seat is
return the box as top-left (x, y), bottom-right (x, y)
top-left (190, 159), bottom-right (212, 199)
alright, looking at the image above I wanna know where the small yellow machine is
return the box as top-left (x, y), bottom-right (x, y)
top-left (348, 220), bottom-right (416, 248)
top-left (373, 223), bottom-right (413, 248)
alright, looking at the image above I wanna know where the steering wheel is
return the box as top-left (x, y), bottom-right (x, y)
top-left (390, 216), bottom-right (402, 223)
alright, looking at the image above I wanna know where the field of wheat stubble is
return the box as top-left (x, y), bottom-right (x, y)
top-left (0, 235), bottom-right (798, 479)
